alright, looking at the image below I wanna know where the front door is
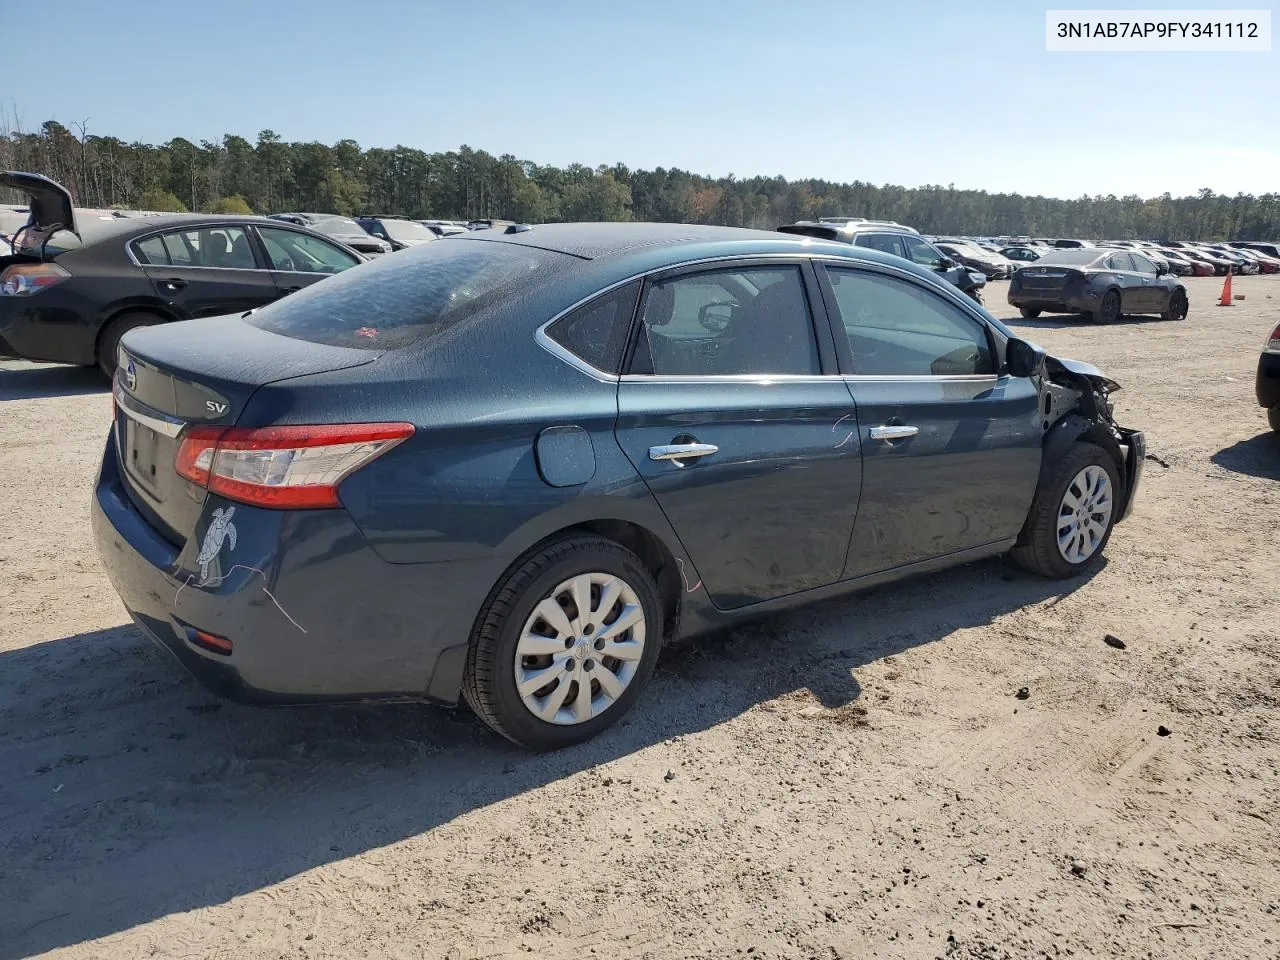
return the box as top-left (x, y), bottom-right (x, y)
top-left (614, 261), bottom-right (862, 610)
top-left (136, 224), bottom-right (278, 319)
top-left (816, 263), bottom-right (1043, 578)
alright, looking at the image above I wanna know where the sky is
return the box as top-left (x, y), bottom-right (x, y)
top-left (5, 0), bottom-right (1277, 200)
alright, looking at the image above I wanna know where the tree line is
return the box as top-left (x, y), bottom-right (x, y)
top-left (2, 119), bottom-right (1278, 241)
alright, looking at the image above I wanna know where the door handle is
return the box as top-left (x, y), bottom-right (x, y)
top-left (869, 425), bottom-right (919, 441)
top-left (160, 278), bottom-right (188, 289)
top-left (649, 442), bottom-right (719, 465)
top-left (281, 285), bottom-right (302, 294)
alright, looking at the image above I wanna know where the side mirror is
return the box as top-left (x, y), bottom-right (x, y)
top-left (937, 257), bottom-right (955, 270)
top-left (698, 301), bottom-right (733, 332)
top-left (1006, 337), bottom-right (1045, 377)
top-left (1156, 263), bottom-right (1169, 275)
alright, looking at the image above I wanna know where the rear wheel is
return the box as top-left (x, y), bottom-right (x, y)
top-left (1019, 307), bottom-right (1041, 320)
top-left (1089, 289), bottom-right (1121, 324)
top-left (1162, 289), bottom-right (1189, 321)
top-left (1269, 407), bottom-right (1280, 434)
top-left (463, 535), bottom-right (663, 750)
top-left (1011, 442), bottom-right (1120, 579)
top-left (97, 312), bottom-right (158, 377)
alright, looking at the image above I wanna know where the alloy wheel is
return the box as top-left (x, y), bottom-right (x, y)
top-left (513, 572), bottom-right (646, 725)
top-left (1056, 464), bottom-right (1114, 564)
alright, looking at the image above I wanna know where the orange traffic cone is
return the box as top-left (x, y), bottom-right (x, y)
top-left (1217, 269), bottom-right (1234, 306)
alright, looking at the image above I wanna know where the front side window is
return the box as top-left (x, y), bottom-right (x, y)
top-left (902, 235), bottom-right (945, 267)
top-left (258, 227), bottom-right (362, 275)
top-left (151, 226), bottom-right (257, 269)
top-left (825, 267), bottom-right (994, 377)
top-left (629, 265), bottom-right (819, 376)
top-left (1130, 253), bottom-right (1157, 276)
top-left (853, 232), bottom-right (905, 257)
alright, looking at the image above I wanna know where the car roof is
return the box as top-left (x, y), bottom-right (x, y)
top-left (459, 221), bottom-right (825, 260)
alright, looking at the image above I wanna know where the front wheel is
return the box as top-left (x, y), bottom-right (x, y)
top-left (462, 535), bottom-right (664, 750)
top-left (1089, 289), bottom-right (1121, 324)
top-left (1162, 289), bottom-right (1189, 321)
top-left (1011, 443), bottom-right (1121, 579)
top-left (1019, 307), bottom-right (1041, 320)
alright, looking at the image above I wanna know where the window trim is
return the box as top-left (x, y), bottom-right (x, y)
top-left (540, 278), bottom-right (642, 378)
top-left (814, 261), bottom-right (1001, 380)
top-left (126, 222), bottom-right (268, 272)
top-left (533, 253), bottom-right (1004, 383)
top-left (622, 258), bottom-right (832, 379)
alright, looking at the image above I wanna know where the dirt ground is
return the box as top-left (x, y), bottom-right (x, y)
top-left (2, 274), bottom-right (1278, 960)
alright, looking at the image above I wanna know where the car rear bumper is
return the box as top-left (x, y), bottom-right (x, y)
top-left (91, 435), bottom-right (502, 705)
top-left (1257, 351), bottom-right (1280, 409)
top-left (1007, 291), bottom-right (1090, 313)
top-left (0, 294), bottom-right (100, 365)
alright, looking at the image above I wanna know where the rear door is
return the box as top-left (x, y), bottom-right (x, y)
top-left (613, 259), bottom-right (862, 610)
top-left (254, 225), bottom-right (364, 296)
top-left (816, 262), bottom-right (1042, 577)
top-left (134, 224), bottom-right (279, 318)
top-left (1102, 252), bottom-right (1144, 312)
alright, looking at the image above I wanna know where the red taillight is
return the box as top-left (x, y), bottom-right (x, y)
top-left (175, 422), bottom-right (414, 509)
top-left (1266, 323), bottom-right (1280, 355)
top-left (0, 262), bottom-right (70, 296)
top-left (191, 629), bottom-right (233, 655)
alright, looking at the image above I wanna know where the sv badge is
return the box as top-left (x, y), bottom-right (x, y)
top-left (206, 401), bottom-right (229, 415)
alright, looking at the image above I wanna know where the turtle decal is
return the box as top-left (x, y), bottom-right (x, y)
top-left (197, 506), bottom-right (238, 584)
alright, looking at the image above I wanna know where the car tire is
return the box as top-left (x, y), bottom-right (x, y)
top-left (1089, 290), bottom-right (1121, 324)
top-left (97, 312), bottom-right (158, 378)
top-left (462, 535), bottom-right (664, 750)
top-left (1269, 407), bottom-right (1280, 434)
top-left (1019, 307), bottom-right (1041, 320)
top-left (1162, 289), bottom-right (1189, 321)
top-left (1011, 442), bottom-right (1121, 579)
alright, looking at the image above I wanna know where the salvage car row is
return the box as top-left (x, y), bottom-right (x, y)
top-left (1, 170), bottom-right (1153, 750)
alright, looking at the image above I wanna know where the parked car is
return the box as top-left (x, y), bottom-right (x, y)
top-left (1241, 242), bottom-right (1280, 260)
top-left (0, 172), bottom-right (365, 374)
top-left (1008, 248), bottom-right (1188, 323)
top-left (92, 222), bottom-right (1145, 749)
top-left (1179, 247), bottom-right (1235, 276)
top-left (356, 216), bottom-right (438, 251)
top-left (1153, 248), bottom-right (1203, 277)
top-left (1205, 247), bottom-right (1258, 275)
top-left (777, 220), bottom-right (984, 300)
top-left (270, 213), bottom-right (392, 258)
top-left (1258, 319), bottom-right (1280, 433)
top-left (933, 240), bottom-right (1014, 280)
top-left (1053, 239), bottom-right (1094, 249)
top-left (1228, 247), bottom-right (1280, 274)
top-left (1001, 245), bottom-right (1043, 268)
top-left (422, 219), bottom-right (467, 237)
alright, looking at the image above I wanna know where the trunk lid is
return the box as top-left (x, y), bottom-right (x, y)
top-left (1016, 265), bottom-right (1079, 293)
top-left (113, 315), bottom-right (380, 545)
top-left (0, 171), bottom-right (77, 240)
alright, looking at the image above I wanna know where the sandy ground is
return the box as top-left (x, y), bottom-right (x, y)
top-left (1, 274), bottom-right (1278, 960)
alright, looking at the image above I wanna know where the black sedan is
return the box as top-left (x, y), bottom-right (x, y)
top-left (1259, 319), bottom-right (1280, 433)
top-left (1008, 248), bottom-right (1188, 324)
top-left (0, 172), bottom-right (365, 375)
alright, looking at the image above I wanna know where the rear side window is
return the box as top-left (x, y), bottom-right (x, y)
top-left (245, 238), bottom-right (564, 349)
top-left (133, 235), bottom-right (169, 265)
top-left (853, 232), bottom-right (904, 257)
top-left (545, 281), bottom-right (640, 374)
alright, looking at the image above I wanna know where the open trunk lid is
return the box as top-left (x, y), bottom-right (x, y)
top-left (0, 171), bottom-right (76, 242)
top-left (113, 315), bottom-right (380, 546)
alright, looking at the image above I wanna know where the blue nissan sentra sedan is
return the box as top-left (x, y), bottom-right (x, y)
top-left (92, 222), bottom-right (1145, 749)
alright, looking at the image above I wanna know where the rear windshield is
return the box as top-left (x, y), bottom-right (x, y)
top-left (244, 238), bottom-right (564, 349)
top-left (380, 219), bottom-right (435, 242)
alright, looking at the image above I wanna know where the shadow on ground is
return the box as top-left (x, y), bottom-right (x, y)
top-left (997, 312), bottom-right (1170, 330)
top-left (0, 362), bottom-right (108, 401)
top-left (1211, 431), bottom-right (1280, 480)
top-left (0, 557), bottom-right (1094, 957)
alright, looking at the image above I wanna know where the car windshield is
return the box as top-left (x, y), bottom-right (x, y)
top-left (379, 219), bottom-right (435, 243)
top-left (314, 218), bottom-right (370, 236)
top-left (244, 237), bottom-right (565, 349)
top-left (1034, 249), bottom-right (1102, 266)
